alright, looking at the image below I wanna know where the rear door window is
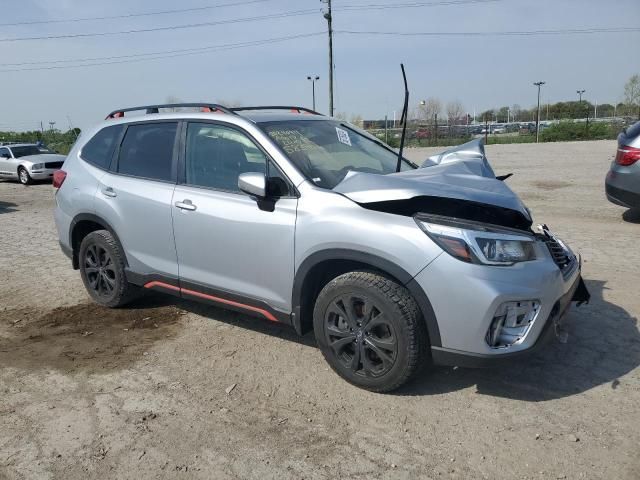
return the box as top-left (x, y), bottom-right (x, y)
top-left (117, 122), bottom-right (178, 182)
top-left (81, 125), bottom-right (123, 169)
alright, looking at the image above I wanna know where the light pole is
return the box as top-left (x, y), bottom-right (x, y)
top-left (533, 81), bottom-right (545, 143)
top-left (307, 75), bottom-right (319, 111)
top-left (576, 89), bottom-right (586, 119)
top-left (321, 0), bottom-right (334, 116)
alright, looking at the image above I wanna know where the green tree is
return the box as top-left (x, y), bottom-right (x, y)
top-left (623, 74), bottom-right (640, 119)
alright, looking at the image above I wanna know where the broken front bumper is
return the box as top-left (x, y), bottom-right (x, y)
top-left (413, 237), bottom-right (589, 368)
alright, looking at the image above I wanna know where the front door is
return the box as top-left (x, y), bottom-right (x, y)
top-left (172, 121), bottom-right (297, 314)
top-left (0, 147), bottom-right (15, 177)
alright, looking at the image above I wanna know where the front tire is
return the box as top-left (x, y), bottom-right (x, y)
top-left (313, 271), bottom-right (428, 392)
top-left (79, 230), bottom-right (139, 307)
top-left (18, 167), bottom-right (32, 185)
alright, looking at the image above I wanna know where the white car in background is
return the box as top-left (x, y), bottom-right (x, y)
top-left (0, 143), bottom-right (66, 185)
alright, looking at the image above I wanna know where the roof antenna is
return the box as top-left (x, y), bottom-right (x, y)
top-left (396, 63), bottom-right (409, 173)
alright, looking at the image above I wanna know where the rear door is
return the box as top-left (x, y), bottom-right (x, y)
top-left (172, 121), bottom-right (297, 313)
top-left (93, 121), bottom-right (180, 279)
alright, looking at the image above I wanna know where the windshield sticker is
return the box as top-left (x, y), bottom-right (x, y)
top-left (267, 129), bottom-right (317, 155)
top-left (335, 127), bottom-right (352, 146)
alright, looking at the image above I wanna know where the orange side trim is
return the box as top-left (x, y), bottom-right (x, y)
top-left (144, 281), bottom-right (180, 292)
top-left (143, 281), bottom-right (278, 322)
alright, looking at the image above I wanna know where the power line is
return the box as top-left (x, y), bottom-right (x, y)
top-left (337, 0), bottom-right (500, 11)
top-left (0, 33), bottom-right (324, 73)
top-left (0, 0), bottom-right (277, 27)
top-left (0, 32), bottom-right (322, 66)
top-left (0, 9), bottom-right (318, 42)
top-left (337, 27), bottom-right (640, 37)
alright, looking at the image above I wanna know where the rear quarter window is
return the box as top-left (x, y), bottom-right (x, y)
top-left (81, 125), bottom-right (123, 170)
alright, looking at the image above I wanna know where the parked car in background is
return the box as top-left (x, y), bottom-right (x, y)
top-left (0, 143), bottom-right (66, 185)
top-left (606, 120), bottom-right (640, 210)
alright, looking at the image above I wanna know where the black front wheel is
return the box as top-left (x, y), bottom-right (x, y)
top-left (79, 230), bottom-right (139, 307)
top-left (313, 271), bottom-right (428, 392)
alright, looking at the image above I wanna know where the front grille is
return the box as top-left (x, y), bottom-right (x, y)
top-left (45, 161), bottom-right (64, 169)
top-left (543, 237), bottom-right (572, 269)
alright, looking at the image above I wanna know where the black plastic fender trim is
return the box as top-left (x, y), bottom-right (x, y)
top-left (292, 249), bottom-right (442, 347)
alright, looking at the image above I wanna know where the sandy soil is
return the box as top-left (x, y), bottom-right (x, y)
top-left (1, 140), bottom-right (638, 479)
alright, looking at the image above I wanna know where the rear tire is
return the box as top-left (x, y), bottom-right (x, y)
top-left (313, 271), bottom-right (428, 393)
top-left (18, 167), bottom-right (32, 185)
top-left (79, 230), bottom-right (139, 307)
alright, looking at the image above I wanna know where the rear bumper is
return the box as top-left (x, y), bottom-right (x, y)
top-left (605, 181), bottom-right (640, 209)
top-left (430, 274), bottom-right (588, 368)
top-left (59, 241), bottom-right (73, 261)
top-left (606, 166), bottom-right (640, 209)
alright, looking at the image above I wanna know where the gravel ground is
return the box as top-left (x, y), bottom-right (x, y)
top-left (1, 140), bottom-right (638, 479)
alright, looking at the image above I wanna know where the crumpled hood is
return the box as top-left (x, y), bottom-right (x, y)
top-left (333, 139), bottom-right (531, 221)
top-left (20, 153), bottom-right (66, 164)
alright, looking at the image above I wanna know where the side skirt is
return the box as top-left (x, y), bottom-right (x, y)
top-left (125, 270), bottom-right (291, 325)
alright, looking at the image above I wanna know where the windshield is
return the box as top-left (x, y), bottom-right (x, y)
top-left (260, 120), bottom-right (415, 189)
top-left (11, 145), bottom-right (50, 158)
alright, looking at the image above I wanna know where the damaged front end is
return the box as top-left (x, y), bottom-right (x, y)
top-left (334, 139), bottom-right (589, 349)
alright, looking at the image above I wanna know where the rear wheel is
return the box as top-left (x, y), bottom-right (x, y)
top-left (79, 230), bottom-right (139, 307)
top-left (313, 271), bottom-right (428, 392)
top-left (18, 167), bottom-right (32, 185)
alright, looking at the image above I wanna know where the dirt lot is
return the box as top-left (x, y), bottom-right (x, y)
top-left (1, 140), bottom-right (638, 479)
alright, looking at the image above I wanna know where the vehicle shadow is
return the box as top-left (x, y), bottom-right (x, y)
top-left (399, 278), bottom-right (640, 401)
top-left (176, 300), bottom-right (317, 348)
top-left (0, 200), bottom-right (18, 214)
top-left (158, 278), bottom-right (638, 401)
top-left (622, 208), bottom-right (640, 224)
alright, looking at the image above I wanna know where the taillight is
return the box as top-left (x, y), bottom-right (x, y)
top-left (615, 145), bottom-right (640, 166)
top-left (53, 170), bottom-right (67, 189)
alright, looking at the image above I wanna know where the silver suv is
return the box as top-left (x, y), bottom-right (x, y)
top-left (54, 103), bottom-right (589, 392)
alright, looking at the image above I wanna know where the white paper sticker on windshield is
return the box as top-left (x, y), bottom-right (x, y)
top-left (335, 127), bottom-right (352, 146)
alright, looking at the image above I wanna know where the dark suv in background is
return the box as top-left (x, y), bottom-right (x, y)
top-left (606, 120), bottom-right (640, 211)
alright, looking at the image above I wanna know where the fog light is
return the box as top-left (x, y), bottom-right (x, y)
top-left (486, 300), bottom-right (540, 348)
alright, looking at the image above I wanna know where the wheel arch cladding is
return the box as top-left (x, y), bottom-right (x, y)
top-left (69, 214), bottom-right (128, 270)
top-left (292, 249), bottom-right (441, 347)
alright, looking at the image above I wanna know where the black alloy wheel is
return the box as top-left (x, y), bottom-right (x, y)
top-left (313, 271), bottom-right (428, 392)
top-left (324, 294), bottom-right (397, 378)
top-left (84, 243), bottom-right (117, 298)
top-left (79, 230), bottom-right (139, 307)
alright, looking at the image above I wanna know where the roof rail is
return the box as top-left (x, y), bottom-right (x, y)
top-left (105, 103), bottom-right (236, 120)
top-left (230, 106), bottom-right (323, 116)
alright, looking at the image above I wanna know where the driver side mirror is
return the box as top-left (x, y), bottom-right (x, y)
top-left (238, 172), bottom-right (266, 198)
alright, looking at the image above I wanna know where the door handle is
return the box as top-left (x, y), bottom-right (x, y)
top-left (175, 199), bottom-right (197, 211)
top-left (101, 187), bottom-right (117, 198)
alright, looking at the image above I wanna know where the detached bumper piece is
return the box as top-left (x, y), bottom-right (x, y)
top-left (431, 274), bottom-right (589, 368)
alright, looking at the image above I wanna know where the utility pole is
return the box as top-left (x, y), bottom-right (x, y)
top-left (307, 75), bottom-right (319, 111)
top-left (533, 81), bottom-right (545, 143)
top-left (322, 0), bottom-right (334, 117)
top-left (577, 89), bottom-right (587, 133)
top-left (434, 113), bottom-right (438, 146)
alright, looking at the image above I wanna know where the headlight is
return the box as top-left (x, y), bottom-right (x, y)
top-left (31, 163), bottom-right (44, 170)
top-left (414, 213), bottom-right (536, 265)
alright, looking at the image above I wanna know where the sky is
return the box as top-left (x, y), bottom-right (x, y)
top-left (0, 0), bottom-right (638, 131)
